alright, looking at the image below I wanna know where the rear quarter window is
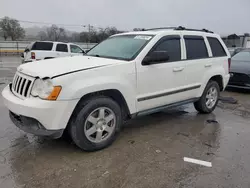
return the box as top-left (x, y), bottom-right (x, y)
top-left (207, 37), bottom-right (227, 57)
top-left (31, 42), bottom-right (53, 51)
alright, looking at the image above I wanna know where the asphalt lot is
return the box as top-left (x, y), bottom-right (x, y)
top-left (1, 56), bottom-right (250, 188)
top-left (0, 56), bottom-right (20, 84)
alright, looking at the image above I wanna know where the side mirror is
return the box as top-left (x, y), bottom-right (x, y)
top-left (85, 49), bottom-right (90, 53)
top-left (142, 51), bottom-right (169, 65)
top-left (24, 48), bottom-right (30, 53)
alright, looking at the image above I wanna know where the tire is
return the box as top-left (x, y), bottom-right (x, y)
top-left (194, 81), bottom-right (220, 114)
top-left (69, 96), bottom-right (122, 151)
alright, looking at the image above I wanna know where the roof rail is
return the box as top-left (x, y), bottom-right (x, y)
top-left (143, 26), bottom-right (213, 33)
top-left (175, 26), bottom-right (214, 33)
top-left (143, 27), bottom-right (177, 31)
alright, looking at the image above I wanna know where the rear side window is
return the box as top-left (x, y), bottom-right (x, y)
top-left (31, 42), bottom-right (53, 51)
top-left (184, 36), bottom-right (208, 60)
top-left (207, 37), bottom-right (227, 57)
top-left (153, 37), bottom-right (181, 62)
top-left (56, 44), bottom-right (68, 52)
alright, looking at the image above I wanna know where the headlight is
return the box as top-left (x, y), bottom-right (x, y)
top-left (31, 78), bottom-right (61, 100)
top-left (31, 79), bottom-right (43, 97)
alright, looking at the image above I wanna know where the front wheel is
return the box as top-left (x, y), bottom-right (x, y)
top-left (194, 81), bottom-right (220, 114)
top-left (69, 96), bottom-right (122, 151)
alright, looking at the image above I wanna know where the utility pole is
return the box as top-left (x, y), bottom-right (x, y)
top-left (88, 24), bottom-right (91, 33)
top-left (0, 42), bottom-right (2, 67)
top-left (82, 24), bottom-right (94, 49)
top-left (88, 24), bottom-right (91, 49)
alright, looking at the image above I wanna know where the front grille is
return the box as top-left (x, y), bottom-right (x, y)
top-left (12, 72), bottom-right (34, 99)
top-left (229, 72), bottom-right (250, 86)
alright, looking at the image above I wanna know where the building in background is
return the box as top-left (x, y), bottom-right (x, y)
top-left (222, 33), bottom-right (250, 48)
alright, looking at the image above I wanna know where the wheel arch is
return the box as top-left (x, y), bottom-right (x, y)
top-left (197, 74), bottom-right (224, 97)
top-left (67, 89), bottom-right (132, 129)
top-left (208, 75), bottom-right (224, 91)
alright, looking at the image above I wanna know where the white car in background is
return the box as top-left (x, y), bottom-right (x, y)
top-left (21, 41), bottom-right (85, 63)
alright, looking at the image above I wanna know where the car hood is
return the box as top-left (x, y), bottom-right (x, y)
top-left (17, 56), bottom-right (121, 78)
top-left (230, 60), bottom-right (250, 74)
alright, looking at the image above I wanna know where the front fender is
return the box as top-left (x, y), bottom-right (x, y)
top-left (55, 74), bottom-right (137, 114)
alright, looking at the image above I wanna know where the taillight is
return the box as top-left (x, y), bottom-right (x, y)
top-left (31, 52), bottom-right (36, 59)
top-left (228, 58), bottom-right (231, 72)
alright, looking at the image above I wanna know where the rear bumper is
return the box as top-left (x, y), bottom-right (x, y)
top-left (224, 74), bottom-right (230, 90)
top-left (21, 58), bottom-right (41, 64)
top-left (21, 59), bottom-right (33, 64)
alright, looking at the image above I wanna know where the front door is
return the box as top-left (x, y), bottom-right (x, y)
top-left (70, 44), bottom-right (85, 56)
top-left (136, 35), bottom-right (188, 112)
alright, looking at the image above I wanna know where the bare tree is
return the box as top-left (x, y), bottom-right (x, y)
top-left (79, 26), bottom-right (123, 43)
top-left (37, 31), bottom-right (47, 40)
top-left (0, 17), bottom-right (10, 40)
top-left (133, 28), bottom-right (145, 31)
top-left (46, 24), bottom-right (66, 41)
top-left (105, 27), bottom-right (119, 36)
top-left (0, 29), bottom-right (7, 40)
top-left (71, 32), bottom-right (81, 42)
top-left (0, 17), bottom-right (25, 40)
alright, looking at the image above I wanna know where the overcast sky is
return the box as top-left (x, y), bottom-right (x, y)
top-left (1, 0), bottom-right (250, 35)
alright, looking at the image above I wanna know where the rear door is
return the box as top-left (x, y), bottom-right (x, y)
top-left (56, 43), bottom-right (70, 57)
top-left (70, 44), bottom-right (85, 56)
top-left (181, 35), bottom-right (210, 98)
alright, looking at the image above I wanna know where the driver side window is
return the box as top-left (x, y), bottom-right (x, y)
top-left (152, 37), bottom-right (181, 62)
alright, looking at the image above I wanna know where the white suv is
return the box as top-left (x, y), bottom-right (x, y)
top-left (21, 41), bottom-right (85, 63)
top-left (2, 27), bottom-right (230, 151)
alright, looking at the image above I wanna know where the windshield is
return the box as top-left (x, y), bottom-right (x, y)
top-left (232, 51), bottom-right (250, 61)
top-left (87, 35), bottom-right (153, 61)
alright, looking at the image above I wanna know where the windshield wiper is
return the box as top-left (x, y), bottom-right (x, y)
top-left (87, 54), bottom-right (129, 61)
top-left (88, 54), bottom-right (100, 57)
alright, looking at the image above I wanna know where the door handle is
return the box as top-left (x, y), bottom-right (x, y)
top-left (205, 64), bottom-right (212, 68)
top-left (173, 67), bottom-right (184, 72)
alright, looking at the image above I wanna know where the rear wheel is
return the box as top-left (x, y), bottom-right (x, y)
top-left (194, 81), bottom-right (220, 114)
top-left (69, 96), bottom-right (122, 151)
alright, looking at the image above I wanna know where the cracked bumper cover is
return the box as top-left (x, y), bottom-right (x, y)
top-left (2, 84), bottom-right (79, 138)
top-left (10, 111), bottom-right (64, 138)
